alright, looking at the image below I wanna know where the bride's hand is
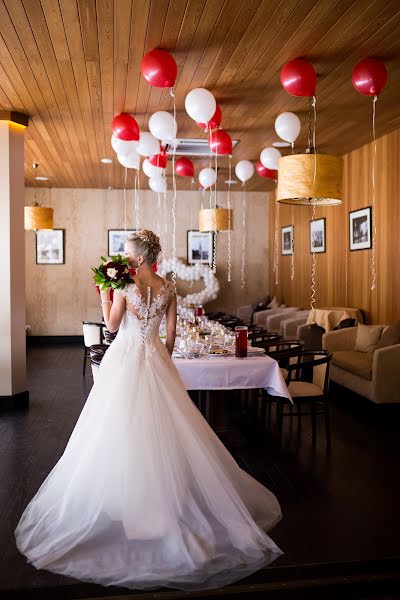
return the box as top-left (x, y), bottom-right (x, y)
top-left (100, 288), bottom-right (111, 302)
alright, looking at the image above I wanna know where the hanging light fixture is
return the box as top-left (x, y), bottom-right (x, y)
top-left (199, 207), bottom-right (233, 232)
top-left (24, 163), bottom-right (54, 230)
top-left (277, 100), bottom-right (343, 206)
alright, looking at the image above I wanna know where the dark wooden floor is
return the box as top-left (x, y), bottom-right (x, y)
top-left (1, 343), bottom-right (400, 599)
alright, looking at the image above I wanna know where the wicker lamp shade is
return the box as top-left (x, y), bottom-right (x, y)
top-left (277, 153), bottom-right (343, 205)
top-left (199, 208), bottom-right (233, 232)
top-left (24, 205), bottom-right (54, 231)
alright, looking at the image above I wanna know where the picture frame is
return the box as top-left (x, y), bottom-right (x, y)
top-left (281, 225), bottom-right (294, 256)
top-left (310, 217), bottom-right (326, 253)
top-left (108, 229), bottom-right (137, 256)
top-left (349, 207), bottom-right (372, 251)
top-left (36, 229), bottom-right (65, 265)
top-left (187, 230), bottom-right (214, 265)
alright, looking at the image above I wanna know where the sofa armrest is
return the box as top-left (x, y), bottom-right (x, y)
top-left (371, 344), bottom-right (400, 404)
top-left (322, 327), bottom-right (358, 353)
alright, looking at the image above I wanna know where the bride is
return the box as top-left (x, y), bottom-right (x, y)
top-left (15, 229), bottom-right (283, 591)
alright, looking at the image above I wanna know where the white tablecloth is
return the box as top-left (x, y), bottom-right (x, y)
top-left (92, 355), bottom-right (291, 401)
top-left (174, 355), bottom-right (291, 400)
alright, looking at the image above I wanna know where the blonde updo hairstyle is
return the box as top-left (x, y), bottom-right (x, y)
top-left (125, 229), bottom-right (162, 265)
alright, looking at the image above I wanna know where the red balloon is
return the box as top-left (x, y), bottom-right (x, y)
top-left (352, 58), bottom-right (388, 96)
top-left (112, 113), bottom-right (139, 141)
top-left (196, 104), bottom-right (222, 131)
top-left (149, 148), bottom-right (168, 168)
top-left (175, 157), bottom-right (194, 178)
top-left (280, 58), bottom-right (317, 97)
top-left (256, 160), bottom-right (277, 180)
top-left (208, 129), bottom-right (232, 155)
top-left (141, 49), bottom-right (177, 88)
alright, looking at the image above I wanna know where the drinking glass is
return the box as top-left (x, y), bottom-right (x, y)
top-left (235, 326), bottom-right (248, 358)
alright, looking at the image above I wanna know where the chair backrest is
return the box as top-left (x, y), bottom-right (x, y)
top-left (82, 322), bottom-right (103, 347)
top-left (290, 351), bottom-right (332, 394)
top-left (267, 340), bottom-right (304, 367)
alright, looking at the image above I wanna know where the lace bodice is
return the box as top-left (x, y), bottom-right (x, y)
top-left (117, 279), bottom-right (175, 348)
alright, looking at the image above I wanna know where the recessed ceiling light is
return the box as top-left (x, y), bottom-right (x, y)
top-left (225, 179), bottom-right (238, 185)
top-left (273, 141), bottom-right (291, 148)
top-left (34, 176), bottom-right (48, 181)
top-left (101, 158), bottom-right (113, 164)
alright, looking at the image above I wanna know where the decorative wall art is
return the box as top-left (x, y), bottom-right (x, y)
top-left (108, 229), bottom-right (137, 256)
top-left (281, 225), bottom-right (294, 256)
top-left (349, 207), bottom-right (372, 251)
top-left (310, 218), bottom-right (326, 253)
top-left (187, 230), bottom-right (214, 265)
top-left (36, 229), bottom-right (65, 265)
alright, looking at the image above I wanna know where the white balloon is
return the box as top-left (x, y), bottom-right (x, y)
top-left (185, 88), bottom-right (216, 123)
top-left (142, 158), bottom-right (163, 179)
top-left (149, 176), bottom-right (167, 193)
top-left (235, 160), bottom-right (254, 183)
top-left (149, 111), bottom-right (177, 142)
top-left (111, 134), bottom-right (138, 156)
top-left (198, 167), bottom-right (217, 189)
top-left (275, 112), bottom-right (301, 144)
top-left (117, 150), bottom-right (140, 169)
top-left (260, 147), bottom-right (281, 170)
top-left (136, 132), bottom-right (160, 157)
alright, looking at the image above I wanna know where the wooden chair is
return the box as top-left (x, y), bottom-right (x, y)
top-left (249, 331), bottom-right (281, 346)
top-left (258, 340), bottom-right (304, 430)
top-left (276, 350), bottom-right (333, 447)
top-left (82, 322), bottom-right (104, 375)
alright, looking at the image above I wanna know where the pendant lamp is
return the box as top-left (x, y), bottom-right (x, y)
top-left (277, 150), bottom-right (343, 205)
top-left (24, 163), bottom-right (54, 231)
top-left (199, 207), bottom-right (233, 232)
top-left (277, 98), bottom-right (343, 206)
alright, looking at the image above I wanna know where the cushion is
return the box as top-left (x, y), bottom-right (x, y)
top-left (332, 350), bottom-right (373, 381)
top-left (267, 296), bottom-right (280, 309)
top-left (288, 381), bottom-right (323, 397)
top-left (375, 321), bottom-right (400, 350)
top-left (354, 324), bottom-right (383, 353)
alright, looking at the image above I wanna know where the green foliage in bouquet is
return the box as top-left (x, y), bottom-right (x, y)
top-left (92, 254), bottom-right (135, 291)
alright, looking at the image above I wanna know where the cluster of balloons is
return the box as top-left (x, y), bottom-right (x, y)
top-left (111, 49), bottom-right (198, 190)
top-left (184, 87), bottom-right (234, 156)
top-left (111, 50), bottom-right (389, 195)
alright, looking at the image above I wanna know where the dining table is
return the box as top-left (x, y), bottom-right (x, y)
top-left (174, 353), bottom-right (290, 397)
top-left (173, 353), bottom-right (291, 425)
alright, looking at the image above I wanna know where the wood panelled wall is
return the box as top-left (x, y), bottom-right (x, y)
top-left (269, 127), bottom-right (400, 325)
top-left (25, 189), bottom-right (269, 336)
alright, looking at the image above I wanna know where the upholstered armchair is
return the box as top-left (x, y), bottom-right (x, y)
top-left (322, 326), bottom-right (400, 404)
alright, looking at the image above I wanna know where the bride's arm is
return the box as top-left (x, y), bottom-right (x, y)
top-left (100, 288), bottom-right (126, 333)
top-left (165, 292), bottom-right (177, 356)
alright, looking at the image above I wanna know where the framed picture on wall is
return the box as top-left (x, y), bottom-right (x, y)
top-left (281, 225), bottom-right (294, 256)
top-left (310, 218), bottom-right (326, 253)
top-left (108, 229), bottom-right (137, 256)
top-left (187, 230), bottom-right (214, 264)
top-left (36, 229), bottom-right (65, 264)
top-left (349, 207), bottom-right (372, 251)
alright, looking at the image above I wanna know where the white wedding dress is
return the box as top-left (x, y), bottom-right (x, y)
top-left (15, 279), bottom-right (283, 591)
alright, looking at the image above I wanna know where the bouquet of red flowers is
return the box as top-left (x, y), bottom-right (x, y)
top-left (92, 254), bottom-right (135, 291)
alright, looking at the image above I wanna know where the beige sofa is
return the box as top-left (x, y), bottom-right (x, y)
top-left (253, 306), bottom-right (300, 328)
top-left (322, 327), bottom-right (400, 404)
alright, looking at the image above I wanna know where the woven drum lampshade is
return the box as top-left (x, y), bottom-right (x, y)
top-left (199, 208), bottom-right (233, 232)
top-left (24, 204), bottom-right (54, 231)
top-left (277, 153), bottom-right (343, 205)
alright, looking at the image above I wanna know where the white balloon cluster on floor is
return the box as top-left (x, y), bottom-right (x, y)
top-left (158, 258), bottom-right (220, 305)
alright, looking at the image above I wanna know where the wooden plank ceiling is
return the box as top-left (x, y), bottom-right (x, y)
top-left (0, 0), bottom-right (399, 191)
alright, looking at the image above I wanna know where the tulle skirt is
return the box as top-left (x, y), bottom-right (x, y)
top-left (15, 333), bottom-right (283, 591)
